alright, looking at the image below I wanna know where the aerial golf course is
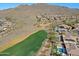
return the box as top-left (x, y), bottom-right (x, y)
top-left (0, 30), bottom-right (47, 56)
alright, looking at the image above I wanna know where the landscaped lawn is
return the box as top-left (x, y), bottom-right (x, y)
top-left (0, 30), bottom-right (47, 56)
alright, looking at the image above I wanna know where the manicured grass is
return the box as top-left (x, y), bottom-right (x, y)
top-left (0, 30), bottom-right (47, 56)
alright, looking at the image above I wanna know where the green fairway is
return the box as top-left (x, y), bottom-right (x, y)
top-left (0, 30), bottom-right (47, 56)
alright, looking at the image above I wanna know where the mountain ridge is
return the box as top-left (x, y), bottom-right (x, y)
top-left (0, 3), bottom-right (79, 19)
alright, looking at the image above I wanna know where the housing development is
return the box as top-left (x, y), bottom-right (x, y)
top-left (0, 3), bottom-right (79, 56)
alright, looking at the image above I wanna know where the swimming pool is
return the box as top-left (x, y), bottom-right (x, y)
top-left (58, 47), bottom-right (66, 53)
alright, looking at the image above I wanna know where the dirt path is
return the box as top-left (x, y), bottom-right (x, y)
top-left (36, 39), bottom-right (52, 56)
